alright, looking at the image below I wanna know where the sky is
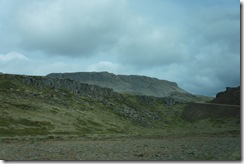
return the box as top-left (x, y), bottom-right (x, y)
top-left (0, 0), bottom-right (240, 96)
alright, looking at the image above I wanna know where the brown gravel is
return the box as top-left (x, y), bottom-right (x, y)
top-left (0, 136), bottom-right (240, 161)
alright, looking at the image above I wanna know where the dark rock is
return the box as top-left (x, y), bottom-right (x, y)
top-left (137, 95), bottom-right (182, 105)
top-left (2, 74), bottom-right (115, 98)
top-left (46, 71), bottom-right (205, 103)
top-left (211, 86), bottom-right (240, 105)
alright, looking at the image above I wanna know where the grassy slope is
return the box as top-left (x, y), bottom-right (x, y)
top-left (0, 75), bottom-right (240, 139)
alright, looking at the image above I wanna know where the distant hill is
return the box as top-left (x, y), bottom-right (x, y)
top-left (211, 86), bottom-right (240, 105)
top-left (0, 73), bottom-right (239, 139)
top-left (47, 71), bottom-right (211, 103)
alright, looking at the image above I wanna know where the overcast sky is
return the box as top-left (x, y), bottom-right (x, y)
top-left (0, 0), bottom-right (240, 96)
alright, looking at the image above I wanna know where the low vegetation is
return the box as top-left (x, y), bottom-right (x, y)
top-left (0, 74), bottom-right (240, 160)
top-left (0, 74), bottom-right (240, 138)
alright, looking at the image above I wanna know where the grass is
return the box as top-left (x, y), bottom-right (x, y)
top-left (0, 128), bottom-right (50, 136)
top-left (0, 79), bottom-right (18, 90)
top-left (0, 74), bottom-right (240, 139)
top-left (0, 116), bottom-right (54, 136)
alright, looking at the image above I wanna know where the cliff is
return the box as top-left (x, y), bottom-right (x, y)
top-left (47, 72), bottom-right (186, 96)
top-left (211, 86), bottom-right (240, 105)
top-left (46, 71), bottom-right (210, 103)
top-left (1, 74), bottom-right (115, 98)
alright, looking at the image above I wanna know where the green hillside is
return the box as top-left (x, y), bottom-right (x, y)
top-left (0, 74), bottom-right (240, 139)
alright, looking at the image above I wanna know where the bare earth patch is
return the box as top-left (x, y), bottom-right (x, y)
top-left (0, 135), bottom-right (240, 161)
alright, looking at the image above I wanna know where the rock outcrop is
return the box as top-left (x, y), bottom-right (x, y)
top-left (136, 95), bottom-right (183, 105)
top-left (1, 74), bottom-right (114, 97)
top-left (211, 86), bottom-right (240, 105)
top-left (0, 73), bottom-right (185, 105)
top-left (46, 72), bottom-right (187, 97)
top-left (46, 71), bottom-right (209, 103)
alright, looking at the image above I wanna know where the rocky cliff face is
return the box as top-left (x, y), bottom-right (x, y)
top-left (1, 74), bottom-right (115, 98)
top-left (211, 86), bottom-right (240, 105)
top-left (47, 72), bottom-right (186, 97)
top-left (0, 73), bottom-right (188, 105)
top-left (0, 73), bottom-right (184, 128)
top-left (46, 71), bottom-right (205, 103)
top-left (1, 72), bottom-right (210, 105)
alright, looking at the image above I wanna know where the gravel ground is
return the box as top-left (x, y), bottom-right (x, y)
top-left (0, 136), bottom-right (240, 161)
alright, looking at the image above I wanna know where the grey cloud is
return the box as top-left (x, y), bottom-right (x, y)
top-left (157, 53), bottom-right (240, 96)
top-left (0, 0), bottom-right (240, 96)
top-left (116, 2), bottom-right (240, 70)
top-left (2, 0), bottom-right (239, 66)
top-left (1, 0), bottom-right (129, 56)
top-left (0, 0), bottom-right (193, 65)
top-left (190, 6), bottom-right (240, 52)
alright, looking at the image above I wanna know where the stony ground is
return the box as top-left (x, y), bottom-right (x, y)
top-left (0, 135), bottom-right (241, 161)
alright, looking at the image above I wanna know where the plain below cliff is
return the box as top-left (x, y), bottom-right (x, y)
top-left (47, 71), bottom-right (211, 103)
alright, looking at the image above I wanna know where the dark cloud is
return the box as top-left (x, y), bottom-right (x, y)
top-left (0, 0), bottom-right (240, 96)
